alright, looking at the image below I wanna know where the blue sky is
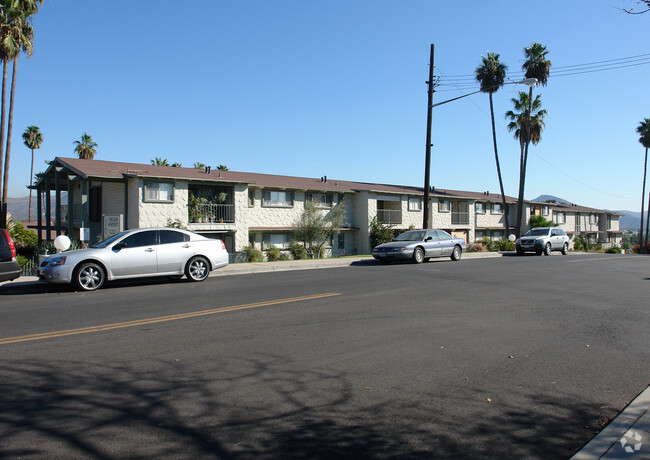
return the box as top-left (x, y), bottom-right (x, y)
top-left (6, 0), bottom-right (649, 211)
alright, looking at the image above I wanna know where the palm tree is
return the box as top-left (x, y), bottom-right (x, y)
top-left (193, 162), bottom-right (206, 169)
top-left (73, 132), bottom-right (98, 159)
top-left (0, 0), bottom-right (41, 228)
top-left (22, 125), bottom-right (42, 221)
top-left (171, 162), bottom-right (182, 167)
top-left (151, 157), bottom-right (169, 166)
top-left (217, 164), bottom-right (229, 171)
top-left (475, 52), bottom-right (510, 235)
top-left (636, 118), bottom-right (650, 252)
top-left (512, 42), bottom-right (551, 237)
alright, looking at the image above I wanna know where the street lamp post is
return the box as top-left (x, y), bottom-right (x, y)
top-left (421, 48), bottom-right (535, 230)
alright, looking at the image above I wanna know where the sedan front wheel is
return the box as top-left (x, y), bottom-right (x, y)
top-left (74, 262), bottom-right (105, 291)
top-left (412, 247), bottom-right (425, 264)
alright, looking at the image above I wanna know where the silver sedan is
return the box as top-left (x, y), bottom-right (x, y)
top-left (372, 229), bottom-right (466, 264)
top-left (38, 228), bottom-right (229, 291)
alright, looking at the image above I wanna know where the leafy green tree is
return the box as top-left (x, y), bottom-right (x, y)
top-left (151, 157), bottom-right (169, 166)
top-left (73, 132), bottom-right (98, 159)
top-left (0, 0), bottom-right (42, 228)
top-left (293, 200), bottom-right (346, 259)
top-left (475, 52), bottom-right (510, 236)
top-left (511, 42), bottom-right (551, 238)
top-left (22, 125), bottom-right (42, 221)
top-left (636, 117), bottom-right (650, 252)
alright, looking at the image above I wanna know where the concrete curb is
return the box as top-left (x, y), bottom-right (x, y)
top-left (571, 385), bottom-right (650, 459)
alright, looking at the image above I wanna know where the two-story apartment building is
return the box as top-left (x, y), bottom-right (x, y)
top-left (31, 157), bottom-right (621, 255)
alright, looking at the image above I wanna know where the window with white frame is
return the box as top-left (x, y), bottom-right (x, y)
top-left (590, 214), bottom-right (597, 225)
top-left (542, 205), bottom-right (550, 216)
top-left (492, 230), bottom-right (504, 240)
top-left (408, 197), bottom-right (422, 211)
top-left (306, 192), bottom-right (333, 208)
top-left (475, 202), bottom-right (485, 214)
top-left (555, 212), bottom-right (566, 224)
top-left (475, 230), bottom-right (486, 240)
top-left (144, 181), bottom-right (174, 202)
top-left (491, 203), bottom-right (503, 214)
top-left (262, 190), bottom-right (294, 207)
top-left (262, 233), bottom-right (291, 249)
top-left (439, 199), bottom-right (450, 212)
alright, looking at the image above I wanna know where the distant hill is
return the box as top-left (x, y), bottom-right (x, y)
top-left (7, 195), bottom-right (65, 223)
top-left (531, 194), bottom-right (570, 204)
top-left (614, 210), bottom-right (640, 232)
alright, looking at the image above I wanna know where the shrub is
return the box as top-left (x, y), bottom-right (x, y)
top-left (495, 239), bottom-right (515, 251)
top-left (242, 245), bottom-right (264, 262)
top-left (369, 217), bottom-right (394, 248)
top-left (605, 246), bottom-right (621, 254)
top-left (9, 222), bottom-right (37, 258)
top-left (266, 245), bottom-right (281, 261)
top-left (279, 253), bottom-right (291, 261)
top-left (289, 241), bottom-right (308, 260)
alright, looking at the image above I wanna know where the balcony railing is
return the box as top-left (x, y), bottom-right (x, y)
top-left (189, 204), bottom-right (234, 223)
top-left (452, 211), bottom-right (469, 225)
top-left (377, 209), bottom-right (402, 225)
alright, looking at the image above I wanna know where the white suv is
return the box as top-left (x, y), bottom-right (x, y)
top-left (516, 227), bottom-right (570, 256)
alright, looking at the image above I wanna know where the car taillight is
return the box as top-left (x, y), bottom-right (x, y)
top-left (3, 230), bottom-right (16, 259)
top-left (220, 240), bottom-right (226, 250)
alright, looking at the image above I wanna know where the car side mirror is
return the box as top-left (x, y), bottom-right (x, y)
top-left (113, 243), bottom-right (126, 251)
top-left (425, 237), bottom-right (433, 242)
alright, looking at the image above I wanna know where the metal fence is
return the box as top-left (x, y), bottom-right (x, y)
top-left (190, 204), bottom-right (235, 223)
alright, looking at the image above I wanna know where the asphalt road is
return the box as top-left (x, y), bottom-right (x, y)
top-left (0, 254), bottom-right (648, 458)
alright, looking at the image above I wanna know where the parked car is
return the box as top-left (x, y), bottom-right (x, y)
top-left (516, 227), bottom-right (570, 256)
top-left (38, 227), bottom-right (229, 291)
top-left (372, 229), bottom-right (466, 264)
top-left (0, 228), bottom-right (21, 282)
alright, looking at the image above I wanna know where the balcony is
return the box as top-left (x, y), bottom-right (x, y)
top-left (189, 203), bottom-right (235, 223)
top-left (377, 208), bottom-right (402, 225)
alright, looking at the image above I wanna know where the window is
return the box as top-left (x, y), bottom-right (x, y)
top-left (306, 192), bottom-right (333, 208)
top-left (159, 230), bottom-right (189, 244)
top-left (491, 203), bottom-right (503, 214)
top-left (555, 212), bottom-right (566, 224)
top-left (439, 199), bottom-right (450, 212)
top-left (408, 197), bottom-right (422, 211)
top-left (542, 206), bottom-right (550, 216)
top-left (435, 230), bottom-right (453, 240)
top-left (451, 201), bottom-right (469, 225)
top-left (492, 230), bottom-right (504, 240)
top-left (262, 233), bottom-right (291, 249)
top-left (475, 202), bottom-right (485, 214)
top-left (248, 190), bottom-right (255, 207)
top-left (590, 214), bottom-right (597, 225)
top-left (607, 215), bottom-right (612, 230)
top-left (475, 230), bottom-right (486, 240)
top-left (120, 231), bottom-right (157, 248)
top-left (263, 190), bottom-right (293, 207)
top-left (144, 181), bottom-right (174, 202)
top-left (338, 233), bottom-right (345, 249)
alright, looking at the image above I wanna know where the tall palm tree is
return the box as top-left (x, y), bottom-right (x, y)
top-left (0, 0), bottom-right (41, 228)
top-left (636, 118), bottom-right (650, 252)
top-left (193, 162), bottom-right (206, 169)
top-left (73, 132), bottom-right (98, 159)
top-left (217, 164), bottom-right (229, 171)
top-left (151, 157), bottom-right (169, 166)
top-left (475, 52), bottom-right (510, 235)
top-left (22, 124), bottom-right (42, 221)
top-left (513, 42), bottom-right (551, 237)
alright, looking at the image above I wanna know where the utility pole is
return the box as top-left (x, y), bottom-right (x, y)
top-left (423, 44), bottom-right (435, 229)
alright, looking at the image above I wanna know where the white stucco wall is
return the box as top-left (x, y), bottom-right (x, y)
top-left (137, 179), bottom-right (189, 227)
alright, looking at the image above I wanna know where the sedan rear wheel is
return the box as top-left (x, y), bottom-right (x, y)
top-left (412, 247), bottom-right (425, 264)
top-left (75, 262), bottom-right (105, 291)
top-left (450, 245), bottom-right (462, 261)
top-left (186, 256), bottom-right (210, 282)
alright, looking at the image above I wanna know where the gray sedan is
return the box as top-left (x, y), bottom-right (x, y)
top-left (38, 227), bottom-right (229, 291)
top-left (372, 229), bottom-right (466, 264)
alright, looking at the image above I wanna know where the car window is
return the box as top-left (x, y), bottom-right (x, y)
top-left (436, 230), bottom-right (452, 240)
top-left (159, 230), bottom-right (189, 244)
top-left (94, 231), bottom-right (129, 248)
top-left (120, 231), bottom-right (157, 248)
top-left (425, 231), bottom-right (439, 241)
top-left (525, 228), bottom-right (549, 237)
top-left (395, 231), bottom-right (425, 241)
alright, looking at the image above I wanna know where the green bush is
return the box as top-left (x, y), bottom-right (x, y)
top-left (242, 245), bottom-right (264, 262)
top-left (266, 245), bottom-right (281, 261)
top-left (9, 222), bottom-right (37, 258)
top-left (289, 241), bottom-right (308, 260)
top-left (605, 246), bottom-right (621, 254)
top-left (495, 239), bottom-right (515, 251)
top-left (369, 217), bottom-right (394, 248)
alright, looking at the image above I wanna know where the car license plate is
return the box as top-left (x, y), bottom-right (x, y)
top-left (379, 253), bottom-right (386, 257)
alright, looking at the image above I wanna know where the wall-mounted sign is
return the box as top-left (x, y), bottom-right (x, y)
top-left (103, 215), bottom-right (123, 239)
top-left (80, 227), bottom-right (90, 242)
